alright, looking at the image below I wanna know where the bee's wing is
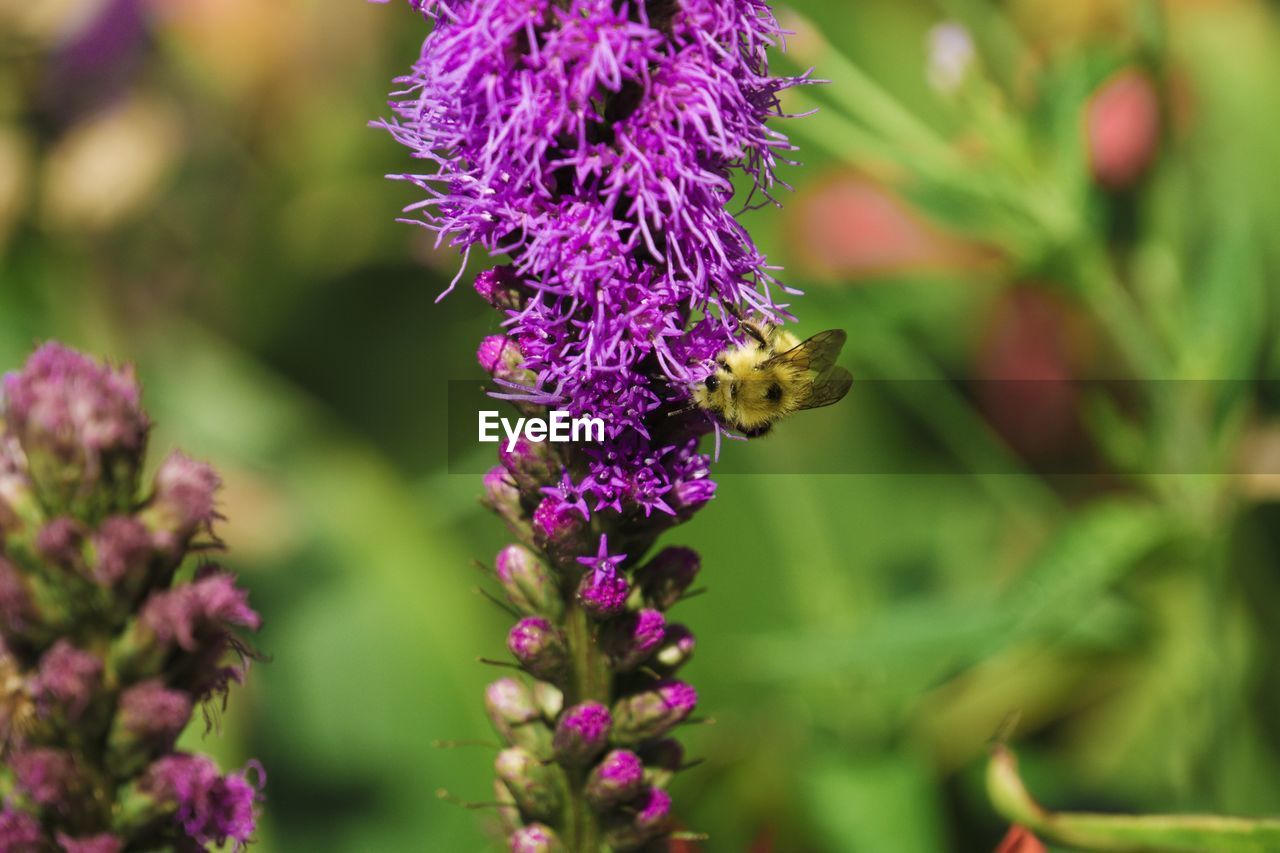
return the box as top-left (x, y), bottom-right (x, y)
top-left (764, 329), bottom-right (848, 374)
top-left (797, 366), bottom-right (854, 411)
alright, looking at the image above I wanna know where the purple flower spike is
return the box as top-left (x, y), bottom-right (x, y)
top-left (585, 749), bottom-right (645, 810)
top-left (552, 701), bottom-right (612, 766)
top-left (378, 0), bottom-right (811, 841)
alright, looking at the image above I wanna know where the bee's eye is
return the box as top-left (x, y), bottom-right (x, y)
top-left (765, 383), bottom-right (782, 402)
top-left (705, 375), bottom-right (720, 392)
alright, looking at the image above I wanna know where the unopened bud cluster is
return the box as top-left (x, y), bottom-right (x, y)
top-left (0, 343), bottom-right (263, 851)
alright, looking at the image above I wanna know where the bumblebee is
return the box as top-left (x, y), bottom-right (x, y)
top-left (691, 323), bottom-right (852, 437)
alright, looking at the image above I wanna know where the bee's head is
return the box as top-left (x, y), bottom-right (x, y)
top-left (692, 363), bottom-right (731, 413)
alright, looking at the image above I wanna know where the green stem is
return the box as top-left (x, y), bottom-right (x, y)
top-left (988, 745), bottom-right (1280, 851)
top-left (563, 599), bottom-right (610, 853)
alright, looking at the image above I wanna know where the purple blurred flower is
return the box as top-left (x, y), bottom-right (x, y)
top-left (0, 808), bottom-right (43, 850)
top-left (0, 343), bottom-right (264, 848)
top-left (552, 701), bottom-right (612, 766)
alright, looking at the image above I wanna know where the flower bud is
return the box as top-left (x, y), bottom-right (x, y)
top-left (603, 609), bottom-right (666, 672)
top-left (139, 452), bottom-right (219, 557)
top-left (650, 623), bottom-right (695, 675)
top-left (91, 515), bottom-right (153, 588)
top-left (475, 266), bottom-right (530, 312)
top-left (670, 477), bottom-right (715, 521)
top-left (585, 749), bottom-right (645, 810)
top-left (576, 567), bottom-right (629, 620)
top-left (494, 747), bottom-right (565, 822)
top-left (482, 468), bottom-right (533, 544)
top-left (107, 680), bottom-right (194, 775)
top-left (552, 701), bottom-right (611, 766)
top-left (603, 786), bottom-right (673, 850)
top-left (509, 822), bottom-right (565, 853)
top-left (611, 681), bottom-right (697, 745)
top-left (633, 547), bottom-right (699, 610)
top-left (500, 437), bottom-right (562, 496)
top-left (31, 640), bottom-right (102, 720)
top-left (36, 517), bottom-right (86, 573)
top-left (2, 343), bottom-right (148, 519)
top-left (1087, 69), bottom-right (1160, 190)
top-left (495, 545), bottom-right (562, 620)
top-left (638, 739), bottom-right (683, 788)
top-left (507, 618), bottom-right (568, 682)
top-left (532, 680), bottom-right (564, 721)
top-left (485, 678), bottom-right (552, 758)
top-left (533, 495), bottom-right (589, 567)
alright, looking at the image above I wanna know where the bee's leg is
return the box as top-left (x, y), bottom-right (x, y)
top-left (741, 423), bottom-right (772, 439)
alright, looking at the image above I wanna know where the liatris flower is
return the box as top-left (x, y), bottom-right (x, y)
top-left (0, 342), bottom-right (263, 850)
top-left (379, 0), bottom-right (806, 848)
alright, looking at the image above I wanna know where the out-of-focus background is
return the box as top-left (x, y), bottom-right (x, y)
top-left (3, 0), bottom-right (1280, 850)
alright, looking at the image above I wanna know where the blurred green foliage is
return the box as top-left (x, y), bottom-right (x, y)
top-left (3, 0), bottom-right (1280, 850)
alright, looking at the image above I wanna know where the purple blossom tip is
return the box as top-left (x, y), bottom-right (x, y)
top-left (140, 755), bottom-right (262, 850)
top-left (33, 640), bottom-right (103, 719)
top-left (552, 701), bottom-right (612, 766)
